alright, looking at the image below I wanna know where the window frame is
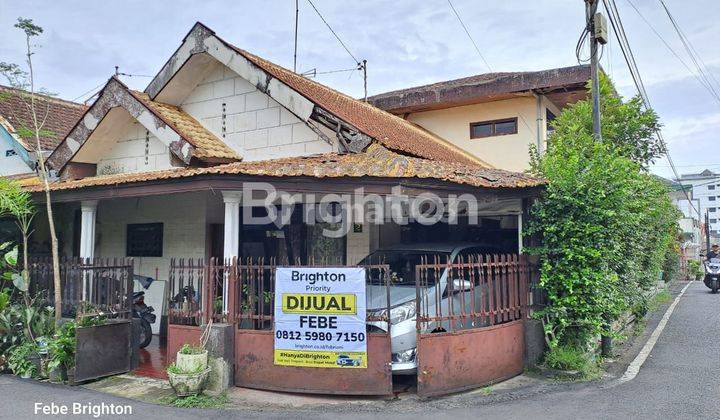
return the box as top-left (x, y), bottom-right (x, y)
top-left (126, 222), bottom-right (164, 257)
top-left (469, 117), bottom-right (518, 139)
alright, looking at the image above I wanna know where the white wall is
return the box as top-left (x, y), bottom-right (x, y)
top-left (0, 132), bottom-right (32, 176)
top-left (95, 192), bottom-right (209, 279)
top-left (180, 61), bottom-right (336, 161)
top-left (405, 95), bottom-right (558, 172)
top-left (96, 120), bottom-right (173, 175)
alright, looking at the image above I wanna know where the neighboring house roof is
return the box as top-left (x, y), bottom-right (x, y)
top-left (145, 22), bottom-right (488, 168)
top-left (131, 91), bottom-right (240, 161)
top-left (368, 65), bottom-right (591, 114)
top-left (21, 143), bottom-right (541, 192)
top-left (47, 77), bottom-right (240, 172)
top-left (0, 84), bottom-right (87, 152)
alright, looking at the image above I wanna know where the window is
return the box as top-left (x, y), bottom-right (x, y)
top-left (126, 223), bottom-right (163, 257)
top-left (470, 118), bottom-right (518, 139)
top-left (710, 185), bottom-right (716, 190)
top-left (710, 196), bottom-right (716, 201)
top-left (546, 109), bottom-right (557, 135)
top-left (710, 208), bottom-right (716, 212)
top-left (711, 219), bottom-right (717, 224)
top-left (5, 150), bottom-right (17, 157)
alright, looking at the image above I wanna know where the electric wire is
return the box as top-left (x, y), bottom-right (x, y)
top-left (658, 0), bottom-right (720, 103)
top-left (603, 0), bottom-right (699, 217)
top-left (306, 0), bottom-right (359, 65)
top-left (624, 0), bottom-right (720, 104)
top-left (446, 0), bottom-right (493, 72)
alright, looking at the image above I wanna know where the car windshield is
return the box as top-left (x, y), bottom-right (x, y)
top-left (360, 250), bottom-right (451, 286)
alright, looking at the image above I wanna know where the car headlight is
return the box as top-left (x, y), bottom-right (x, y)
top-left (392, 347), bottom-right (417, 363)
top-left (389, 301), bottom-right (416, 324)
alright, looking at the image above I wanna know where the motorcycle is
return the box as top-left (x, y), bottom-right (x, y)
top-left (133, 275), bottom-right (156, 348)
top-left (703, 258), bottom-right (720, 293)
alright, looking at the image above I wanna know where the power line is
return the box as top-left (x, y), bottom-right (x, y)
top-left (446, 0), bottom-right (493, 72)
top-left (624, 0), bottom-right (720, 105)
top-left (658, 0), bottom-right (720, 102)
top-left (71, 81), bottom-right (105, 102)
top-left (306, 0), bottom-right (359, 64)
top-left (603, 0), bottom-right (698, 217)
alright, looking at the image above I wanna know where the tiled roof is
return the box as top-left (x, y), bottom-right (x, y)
top-left (368, 65), bottom-right (591, 113)
top-left (20, 144), bottom-right (541, 192)
top-left (0, 85), bottom-right (87, 151)
top-left (223, 42), bottom-right (489, 168)
top-left (131, 91), bottom-right (240, 161)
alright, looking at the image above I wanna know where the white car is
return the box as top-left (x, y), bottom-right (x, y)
top-left (360, 242), bottom-right (500, 375)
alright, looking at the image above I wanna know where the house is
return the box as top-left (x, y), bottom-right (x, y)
top-left (678, 169), bottom-right (718, 245)
top-left (0, 85), bottom-right (86, 177)
top-left (11, 23), bottom-right (542, 341)
top-left (368, 65), bottom-right (590, 172)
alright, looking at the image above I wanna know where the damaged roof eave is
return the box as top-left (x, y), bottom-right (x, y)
top-left (46, 77), bottom-right (198, 173)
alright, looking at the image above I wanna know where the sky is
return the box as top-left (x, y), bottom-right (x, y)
top-left (0, 0), bottom-right (718, 179)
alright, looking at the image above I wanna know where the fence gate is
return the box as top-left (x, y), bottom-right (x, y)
top-left (415, 254), bottom-right (528, 398)
top-left (230, 259), bottom-right (394, 395)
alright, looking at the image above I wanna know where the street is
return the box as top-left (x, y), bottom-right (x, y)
top-left (1, 281), bottom-right (717, 420)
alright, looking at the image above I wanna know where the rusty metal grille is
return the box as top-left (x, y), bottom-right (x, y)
top-left (168, 258), bottom-right (206, 326)
top-left (415, 254), bottom-right (529, 334)
top-left (27, 257), bottom-right (134, 318)
top-left (167, 257), bottom-right (392, 328)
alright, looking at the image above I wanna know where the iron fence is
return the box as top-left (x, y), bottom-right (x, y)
top-left (415, 253), bottom-right (529, 334)
top-left (27, 257), bottom-right (134, 318)
top-left (167, 257), bottom-right (392, 329)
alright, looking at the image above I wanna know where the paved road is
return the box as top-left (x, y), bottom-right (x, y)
top-left (1, 281), bottom-right (717, 420)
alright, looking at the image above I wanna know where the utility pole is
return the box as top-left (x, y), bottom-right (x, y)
top-left (585, 0), bottom-right (612, 356)
top-left (585, 0), bottom-right (607, 140)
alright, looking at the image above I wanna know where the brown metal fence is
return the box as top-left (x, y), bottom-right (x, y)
top-left (415, 254), bottom-right (529, 333)
top-left (167, 258), bottom-right (207, 326)
top-left (27, 257), bottom-right (134, 318)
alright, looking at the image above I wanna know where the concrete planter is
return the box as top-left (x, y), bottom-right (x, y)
top-left (168, 368), bottom-right (210, 397)
top-left (176, 350), bottom-right (208, 373)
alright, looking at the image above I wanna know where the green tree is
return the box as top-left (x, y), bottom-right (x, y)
top-left (0, 18), bottom-right (63, 326)
top-left (528, 75), bottom-right (680, 348)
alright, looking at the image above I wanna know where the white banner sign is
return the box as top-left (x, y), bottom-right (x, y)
top-left (274, 267), bottom-right (367, 368)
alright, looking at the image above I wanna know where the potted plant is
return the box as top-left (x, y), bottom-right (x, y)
top-left (167, 322), bottom-right (212, 397)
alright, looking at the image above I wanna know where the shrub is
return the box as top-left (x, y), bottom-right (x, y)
top-left (528, 75), bottom-right (680, 349)
top-left (688, 260), bottom-right (703, 281)
top-left (7, 341), bottom-right (38, 377)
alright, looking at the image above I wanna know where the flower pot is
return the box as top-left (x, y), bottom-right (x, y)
top-left (176, 350), bottom-right (208, 372)
top-left (168, 368), bottom-right (210, 397)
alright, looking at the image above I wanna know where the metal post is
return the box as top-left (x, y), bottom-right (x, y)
top-left (362, 59), bottom-right (368, 102)
top-left (587, 0), bottom-right (602, 140)
top-left (293, 0), bottom-right (299, 73)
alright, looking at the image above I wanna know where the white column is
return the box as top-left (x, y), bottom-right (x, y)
top-left (79, 200), bottom-right (98, 301)
top-left (517, 213), bottom-right (523, 254)
top-left (222, 191), bottom-right (242, 313)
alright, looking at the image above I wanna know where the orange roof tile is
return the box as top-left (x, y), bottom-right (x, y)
top-left (223, 43), bottom-right (489, 168)
top-left (130, 91), bottom-right (240, 161)
top-left (21, 144), bottom-right (541, 192)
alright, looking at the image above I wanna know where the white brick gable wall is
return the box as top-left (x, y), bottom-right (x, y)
top-left (97, 120), bottom-right (173, 175)
top-left (181, 62), bottom-right (337, 161)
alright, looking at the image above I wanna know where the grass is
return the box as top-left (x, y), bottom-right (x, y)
top-left (480, 386), bottom-right (493, 396)
top-left (543, 345), bottom-right (602, 380)
top-left (648, 289), bottom-right (672, 312)
top-left (160, 393), bottom-right (230, 409)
